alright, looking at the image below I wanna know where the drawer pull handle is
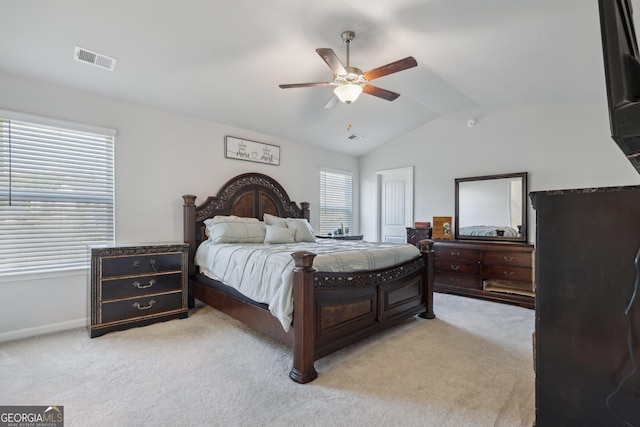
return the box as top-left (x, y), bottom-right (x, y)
top-left (132, 279), bottom-right (156, 289)
top-left (503, 271), bottom-right (515, 277)
top-left (149, 258), bottom-right (157, 272)
top-left (133, 260), bottom-right (140, 268)
top-left (450, 265), bottom-right (460, 271)
top-left (133, 300), bottom-right (156, 310)
top-left (503, 256), bottom-right (515, 262)
top-left (451, 252), bottom-right (460, 256)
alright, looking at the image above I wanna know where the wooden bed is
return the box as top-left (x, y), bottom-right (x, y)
top-left (183, 172), bottom-right (435, 383)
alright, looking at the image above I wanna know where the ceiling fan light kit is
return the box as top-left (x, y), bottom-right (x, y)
top-left (334, 83), bottom-right (362, 103)
top-left (279, 31), bottom-right (417, 108)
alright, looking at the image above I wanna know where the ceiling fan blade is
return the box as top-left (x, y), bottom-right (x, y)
top-left (323, 94), bottom-right (339, 109)
top-left (279, 82), bottom-right (331, 89)
top-left (316, 48), bottom-right (347, 76)
top-left (362, 85), bottom-right (401, 101)
top-left (363, 57), bottom-right (417, 81)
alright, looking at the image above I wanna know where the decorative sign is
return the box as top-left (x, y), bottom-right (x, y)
top-left (225, 136), bottom-right (280, 166)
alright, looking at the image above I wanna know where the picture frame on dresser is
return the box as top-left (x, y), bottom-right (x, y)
top-left (432, 216), bottom-right (452, 240)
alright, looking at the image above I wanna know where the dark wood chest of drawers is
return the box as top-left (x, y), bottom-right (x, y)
top-left (88, 243), bottom-right (189, 337)
top-left (432, 240), bottom-right (534, 308)
top-left (406, 227), bottom-right (433, 247)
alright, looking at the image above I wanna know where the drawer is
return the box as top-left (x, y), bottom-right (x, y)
top-left (483, 265), bottom-right (532, 282)
top-left (483, 251), bottom-right (532, 268)
top-left (101, 253), bottom-right (182, 278)
top-left (434, 247), bottom-right (481, 262)
top-left (434, 259), bottom-right (480, 275)
top-left (435, 272), bottom-right (482, 289)
top-left (101, 273), bottom-right (182, 301)
top-left (101, 292), bottom-right (183, 323)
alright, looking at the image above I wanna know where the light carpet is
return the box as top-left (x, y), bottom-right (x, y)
top-left (0, 293), bottom-right (535, 426)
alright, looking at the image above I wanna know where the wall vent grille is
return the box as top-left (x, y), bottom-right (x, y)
top-left (74, 46), bottom-right (117, 71)
top-left (347, 133), bottom-right (363, 141)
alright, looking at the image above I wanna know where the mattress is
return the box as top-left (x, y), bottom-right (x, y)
top-left (194, 239), bottom-right (421, 331)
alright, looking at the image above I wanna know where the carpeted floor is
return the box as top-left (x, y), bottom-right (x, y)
top-left (0, 293), bottom-right (535, 426)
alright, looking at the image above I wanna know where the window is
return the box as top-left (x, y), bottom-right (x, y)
top-left (0, 111), bottom-right (115, 274)
top-left (319, 168), bottom-right (353, 235)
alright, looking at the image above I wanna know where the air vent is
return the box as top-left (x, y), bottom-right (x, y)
top-left (347, 133), bottom-right (363, 141)
top-left (74, 46), bottom-right (117, 71)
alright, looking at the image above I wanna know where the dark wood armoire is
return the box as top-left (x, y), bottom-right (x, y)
top-left (531, 186), bottom-right (640, 426)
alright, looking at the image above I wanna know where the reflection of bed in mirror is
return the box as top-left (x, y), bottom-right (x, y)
top-left (455, 172), bottom-right (527, 242)
top-left (459, 225), bottom-right (518, 237)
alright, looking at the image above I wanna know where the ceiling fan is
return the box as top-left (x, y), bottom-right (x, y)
top-left (279, 31), bottom-right (417, 108)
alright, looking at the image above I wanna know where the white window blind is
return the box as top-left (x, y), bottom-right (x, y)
top-left (319, 169), bottom-right (353, 235)
top-left (0, 113), bottom-right (115, 274)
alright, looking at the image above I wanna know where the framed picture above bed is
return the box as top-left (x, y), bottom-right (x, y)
top-left (225, 135), bottom-right (280, 166)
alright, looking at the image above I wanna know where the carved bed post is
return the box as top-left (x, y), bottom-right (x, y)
top-left (183, 194), bottom-right (197, 308)
top-left (289, 250), bottom-right (318, 384)
top-left (300, 202), bottom-right (310, 221)
top-left (418, 239), bottom-right (436, 319)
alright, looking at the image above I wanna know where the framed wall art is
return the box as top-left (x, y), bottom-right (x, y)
top-left (225, 136), bottom-right (280, 166)
top-left (432, 216), bottom-right (453, 240)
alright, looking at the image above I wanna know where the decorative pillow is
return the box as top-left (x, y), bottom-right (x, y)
top-left (264, 224), bottom-right (296, 244)
top-left (263, 213), bottom-right (288, 228)
top-left (285, 218), bottom-right (316, 243)
top-left (204, 217), bottom-right (266, 243)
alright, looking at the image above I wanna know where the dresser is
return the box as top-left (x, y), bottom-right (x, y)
top-left (88, 243), bottom-right (189, 338)
top-left (431, 240), bottom-right (534, 308)
top-left (531, 186), bottom-right (640, 425)
top-left (406, 227), bottom-right (433, 247)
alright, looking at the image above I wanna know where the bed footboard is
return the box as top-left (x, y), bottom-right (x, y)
top-left (289, 240), bottom-right (435, 384)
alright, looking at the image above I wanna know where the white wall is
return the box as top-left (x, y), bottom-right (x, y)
top-left (0, 71), bottom-right (359, 341)
top-left (359, 104), bottom-right (640, 242)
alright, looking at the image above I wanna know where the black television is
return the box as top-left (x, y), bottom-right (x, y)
top-left (599, 0), bottom-right (640, 172)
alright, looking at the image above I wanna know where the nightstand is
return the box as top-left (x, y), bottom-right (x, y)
top-left (406, 227), bottom-right (433, 247)
top-left (88, 243), bottom-right (189, 338)
top-left (316, 234), bottom-right (364, 241)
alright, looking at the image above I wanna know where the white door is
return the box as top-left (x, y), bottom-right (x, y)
top-left (377, 167), bottom-right (413, 243)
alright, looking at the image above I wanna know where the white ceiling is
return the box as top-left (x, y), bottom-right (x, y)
top-left (0, 0), bottom-right (636, 156)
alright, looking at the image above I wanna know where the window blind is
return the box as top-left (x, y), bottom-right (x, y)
top-left (0, 114), bottom-right (115, 274)
top-left (319, 169), bottom-right (353, 235)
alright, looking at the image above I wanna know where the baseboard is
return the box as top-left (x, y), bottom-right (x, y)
top-left (0, 318), bottom-right (87, 343)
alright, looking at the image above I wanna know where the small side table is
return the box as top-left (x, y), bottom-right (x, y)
top-left (88, 242), bottom-right (189, 338)
top-left (316, 234), bottom-right (364, 241)
top-left (406, 227), bottom-right (433, 247)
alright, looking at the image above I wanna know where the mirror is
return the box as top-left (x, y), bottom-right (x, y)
top-left (455, 172), bottom-right (528, 242)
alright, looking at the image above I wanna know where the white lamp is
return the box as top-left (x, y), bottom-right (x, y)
top-left (334, 83), bottom-right (363, 104)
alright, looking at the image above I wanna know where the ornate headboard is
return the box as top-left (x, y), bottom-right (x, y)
top-left (182, 173), bottom-right (310, 274)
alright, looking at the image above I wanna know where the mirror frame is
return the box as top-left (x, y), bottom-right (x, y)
top-left (454, 172), bottom-right (528, 243)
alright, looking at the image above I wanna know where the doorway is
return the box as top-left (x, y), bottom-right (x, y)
top-left (377, 166), bottom-right (413, 243)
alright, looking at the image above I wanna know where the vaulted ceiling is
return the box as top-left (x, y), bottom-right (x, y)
top-left (0, 0), bottom-right (636, 156)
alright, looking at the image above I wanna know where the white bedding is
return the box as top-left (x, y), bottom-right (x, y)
top-left (194, 239), bottom-right (421, 331)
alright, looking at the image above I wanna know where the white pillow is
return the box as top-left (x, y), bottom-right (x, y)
top-left (263, 213), bottom-right (288, 228)
top-left (285, 218), bottom-right (316, 243)
top-left (210, 215), bottom-right (259, 224)
top-left (204, 218), bottom-right (266, 243)
top-left (264, 224), bottom-right (296, 244)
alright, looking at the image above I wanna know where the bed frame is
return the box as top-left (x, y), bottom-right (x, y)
top-left (183, 172), bottom-right (435, 383)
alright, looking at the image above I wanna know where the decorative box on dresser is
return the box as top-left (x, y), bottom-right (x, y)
top-left (430, 240), bottom-right (535, 309)
top-left (88, 243), bottom-right (189, 338)
top-left (531, 187), bottom-right (640, 425)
